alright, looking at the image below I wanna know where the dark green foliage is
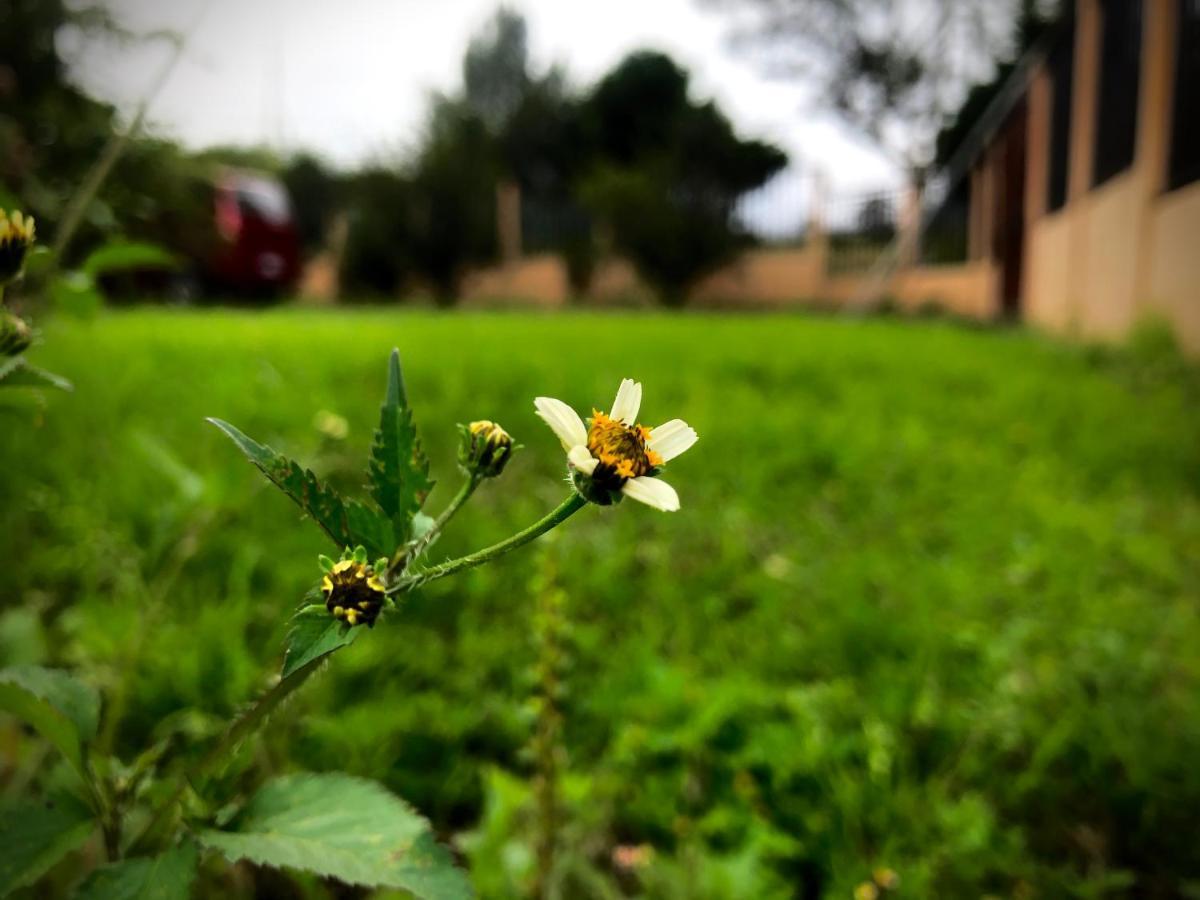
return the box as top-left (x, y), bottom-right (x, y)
top-left (0, 795), bottom-right (94, 894)
top-left (577, 52), bottom-right (787, 302)
top-left (281, 154), bottom-right (342, 255)
top-left (74, 842), bottom-right (197, 900)
top-left (0, 666), bottom-right (98, 783)
top-left (198, 773), bottom-right (470, 898)
top-left (281, 606), bottom-right (360, 679)
top-left (408, 97), bottom-right (499, 303)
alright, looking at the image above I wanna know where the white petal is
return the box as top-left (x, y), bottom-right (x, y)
top-left (609, 378), bottom-right (642, 425)
top-left (567, 444), bottom-right (598, 475)
top-left (534, 396), bottom-right (587, 449)
top-left (621, 476), bottom-right (680, 511)
top-left (647, 419), bottom-right (698, 462)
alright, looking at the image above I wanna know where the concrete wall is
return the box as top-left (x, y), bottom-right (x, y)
top-left (1144, 181), bottom-right (1200, 351)
top-left (1021, 0), bottom-right (1200, 350)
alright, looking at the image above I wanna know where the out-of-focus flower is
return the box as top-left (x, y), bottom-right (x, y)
top-left (313, 409), bottom-right (349, 440)
top-left (0, 209), bottom-right (35, 284)
top-left (873, 868), bottom-right (899, 890)
top-left (321, 558), bottom-right (386, 627)
top-left (459, 419), bottom-right (515, 478)
top-left (0, 310), bottom-right (32, 356)
top-left (854, 882), bottom-right (879, 900)
top-left (534, 378), bottom-right (696, 511)
top-left (611, 843), bottom-right (654, 871)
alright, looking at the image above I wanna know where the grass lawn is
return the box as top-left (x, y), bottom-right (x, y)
top-left (3, 308), bottom-right (1199, 897)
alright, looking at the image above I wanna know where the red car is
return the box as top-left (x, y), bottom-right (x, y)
top-left (203, 169), bottom-right (301, 298)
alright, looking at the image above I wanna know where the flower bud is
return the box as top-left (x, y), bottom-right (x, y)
top-left (0, 310), bottom-right (32, 356)
top-left (321, 557), bottom-right (387, 628)
top-left (0, 209), bottom-right (36, 285)
top-left (459, 420), bottom-right (516, 479)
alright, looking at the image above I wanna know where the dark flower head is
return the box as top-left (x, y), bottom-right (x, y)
top-left (321, 559), bottom-right (386, 627)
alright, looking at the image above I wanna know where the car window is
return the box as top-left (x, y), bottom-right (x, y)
top-left (235, 177), bottom-right (292, 225)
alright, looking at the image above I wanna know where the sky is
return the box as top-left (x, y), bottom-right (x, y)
top-left (68, 0), bottom-right (906, 234)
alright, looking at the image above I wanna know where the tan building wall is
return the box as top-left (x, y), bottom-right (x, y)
top-left (1022, 0), bottom-right (1200, 350)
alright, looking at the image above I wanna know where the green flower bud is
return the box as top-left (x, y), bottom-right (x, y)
top-left (0, 209), bottom-right (35, 285)
top-left (0, 310), bottom-right (32, 356)
top-left (459, 420), bottom-right (516, 479)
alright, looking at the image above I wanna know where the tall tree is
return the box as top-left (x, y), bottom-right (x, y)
top-left (578, 51), bottom-right (787, 304)
top-left (463, 7), bottom-right (531, 136)
top-left (703, 0), bottom-right (1058, 181)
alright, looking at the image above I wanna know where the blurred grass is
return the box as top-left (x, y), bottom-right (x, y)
top-left (2, 308), bottom-right (1199, 897)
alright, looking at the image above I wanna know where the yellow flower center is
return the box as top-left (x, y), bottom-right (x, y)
top-left (586, 410), bottom-right (663, 481)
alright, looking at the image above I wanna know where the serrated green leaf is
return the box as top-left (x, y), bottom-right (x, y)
top-left (197, 773), bottom-right (470, 899)
top-left (346, 500), bottom-right (394, 560)
top-left (75, 842), bottom-right (198, 900)
top-left (0, 794), bottom-right (94, 895)
top-left (208, 418), bottom-right (392, 556)
top-left (0, 666), bottom-right (99, 783)
top-left (281, 605), bottom-right (361, 679)
top-left (368, 350), bottom-right (434, 545)
top-left (0, 357), bottom-right (73, 392)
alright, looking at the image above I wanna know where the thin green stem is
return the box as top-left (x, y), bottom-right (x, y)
top-left (389, 493), bottom-right (587, 595)
top-left (128, 655), bottom-right (325, 855)
top-left (388, 474), bottom-right (481, 577)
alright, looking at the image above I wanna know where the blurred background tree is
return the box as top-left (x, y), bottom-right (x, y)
top-left (703, 0), bottom-right (1060, 183)
top-left (577, 52), bottom-right (786, 304)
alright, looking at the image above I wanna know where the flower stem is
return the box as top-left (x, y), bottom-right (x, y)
top-left (128, 655), bottom-right (326, 855)
top-left (389, 492), bottom-right (587, 595)
top-left (388, 474), bottom-right (481, 577)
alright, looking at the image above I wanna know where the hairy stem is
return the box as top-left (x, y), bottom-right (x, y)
top-left (388, 474), bottom-right (481, 577)
top-left (128, 655), bottom-right (325, 855)
top-left (389, 492), bottom-right (587, 595)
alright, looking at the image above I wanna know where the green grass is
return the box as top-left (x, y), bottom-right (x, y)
top-left (3, 308), bottom-right (1199, 898)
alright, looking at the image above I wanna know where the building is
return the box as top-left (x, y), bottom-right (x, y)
top-left (966, 0), bottom-right (1200, 349)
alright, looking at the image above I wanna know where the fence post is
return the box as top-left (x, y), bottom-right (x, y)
top-left (898, 180), bottom-right (923, 269)
top-left (496, 179), bottom-right (522, 264)
top-left (809, 169), bottom-right (830, 291)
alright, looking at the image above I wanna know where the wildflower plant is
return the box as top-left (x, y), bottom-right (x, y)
top-left (0, 349), bottom-right (695, 898)
top-left (0, 209), bottom-right (71, 393)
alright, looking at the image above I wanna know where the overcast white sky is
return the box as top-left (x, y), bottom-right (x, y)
top-left (68, 0), bottom-right (904, 232)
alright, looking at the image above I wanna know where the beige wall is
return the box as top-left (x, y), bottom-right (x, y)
top-left (1145, 182), bottom-right (1200, 352)
top-left (1021, 0), bottom-right (1200, 350)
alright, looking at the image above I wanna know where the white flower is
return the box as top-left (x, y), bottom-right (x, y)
top-left (534, 379), bottom-right (697, 511)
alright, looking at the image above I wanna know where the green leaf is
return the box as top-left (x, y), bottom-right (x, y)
top-left (0, 666), bottom-right (99, 783)
top-left (197, 773), bottom-right (470, 899)
top-left (75, 842), bottom-right (198, 900)
top-left (207, 418), bottom-right (391, 556)
top-left (81, 240), bottom-right (179, 279)
top-left (0, 795), bottom-right (94, 895)
top-left (281, 605), bottom-right (361, 679)
top-left (0, 357), bottom-right (73, 392)
top-left (368, 349), bottom-right (434, 544)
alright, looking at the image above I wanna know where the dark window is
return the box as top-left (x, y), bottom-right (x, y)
top-left (1093, 0), bottom-right (1143, 187)
top-left (1167, 0), bottom-right (1200, 190)
top-left (1047, 32), bottom-right (1073, 212)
